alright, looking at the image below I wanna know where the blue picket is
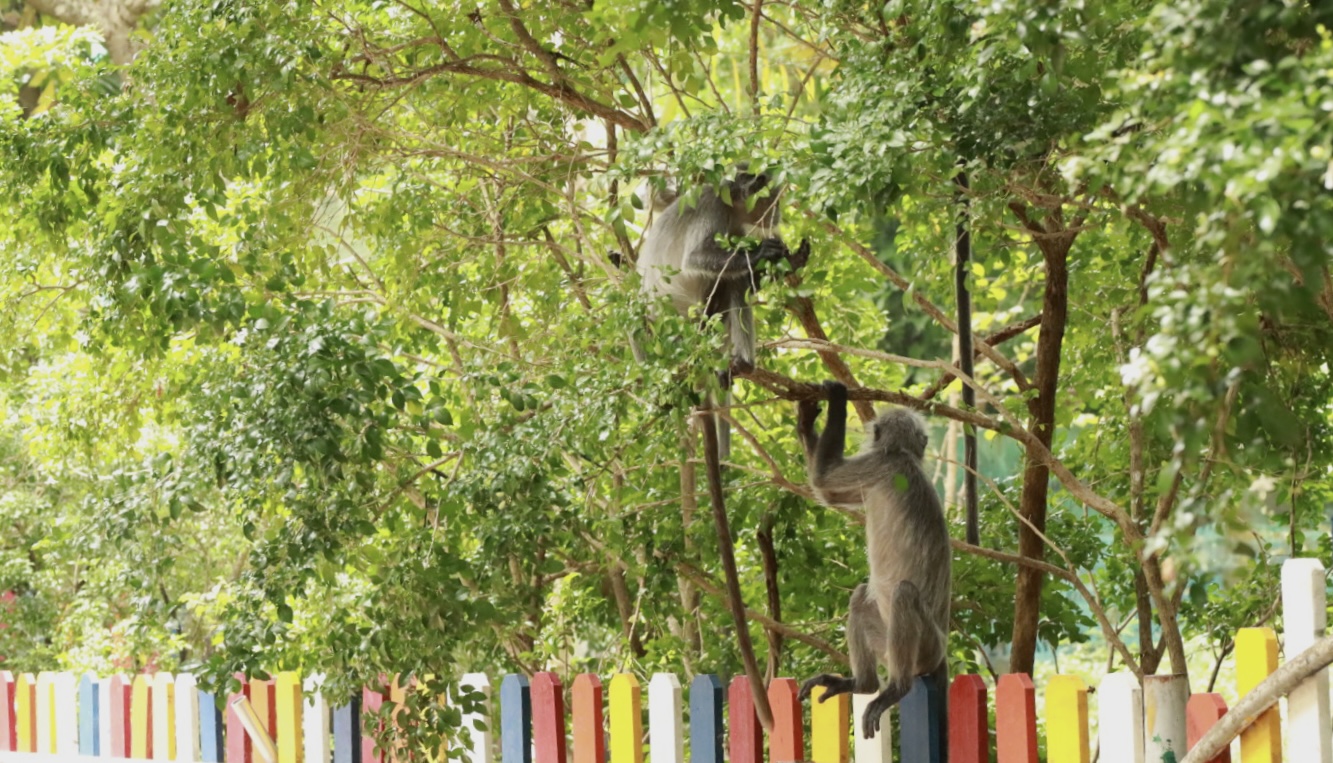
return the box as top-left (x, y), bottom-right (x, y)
top-left (689, 675), bottom-right (723, 763)
top-left (197, 687), bottom-right (224, 763)
top-left (501, 674), bottom-right (532, 763)
top-left (899, 675), bottom-right (943, 763)
top-left (78, 673), bottom-right (98, 756)
top-left (332, 695), bottom-right (363, 763)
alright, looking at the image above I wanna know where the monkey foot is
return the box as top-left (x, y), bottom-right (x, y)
top-left (798, 674), bottom-right (854, 703)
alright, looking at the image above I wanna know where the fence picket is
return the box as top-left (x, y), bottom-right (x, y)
top-left (948, 675), bottom-right (987, 763)
top-left (109, 674), bottom-right (131, 758)
top-left (35, 672), bottom-right (54, 754)
top-left (79, 673), bottom-right (99, 757)
top-left (849, 693), bottom-right (885, 763)
top-left (53, 671), bottom-right (77, 755)
top-left (899, 675), bottom-right (942, 763)
top-left (131, 674), bottom-right (154, 759)
top-left (532, 673), bottom-right (567, 763)
top-left (152, 672), bottom-right (177, 761)
top-left (1236, 627), bottom-right (1281, 763)
top-left (199, 685), bottom-right (224, 763)
top-left (275, 673), bottom-right (303, 763)
top-left (609, 674), bottom-right (642, 763)
top-left (648, 674), bottom-right (683, 763)
top-left (809, 685), bottom-right (849, 763)
top-left (302, 674), bottom-right (330, 763)
top-left (996, 673), bottom-right (1037, 763)
top-left (1143, 674), bottom-right (1188, 763)
top-left (1281, 558), bottom-right (1332, 763)
top-left (726, 677), bottom-right (760, 763)
top-left (0, 671), bottom-right (15, 753)
top-left (571, 675), bottom-right (604, 763)
top-left (1097, 672), bottom-right (1143, 763)
top-left (331, 693), bottom-right (362, 763)
top-left (1045, 675), bottom-right (1088, 763)
top-left (1185, 693), bottom-right (1230, 763)
top-left (360, 684), bottom-right (384, 763)
top-left (687, 676), bottom-right (722, 763)
top-left (227, 674), bottom-right (253, 763)
top-left (459, 674), bottom-right (492, 763)
top-left (16, 673), bottom-right (35, 754)
top-left (175, 674), bottom-right (201, 763)
top-left (766, 678), bottom-right (802, 763)
top-left (500, 674), bottom-right (532, 763)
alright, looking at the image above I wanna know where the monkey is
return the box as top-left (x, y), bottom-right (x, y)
top-left (635, 170), bottom-right (806, 378)
top-left (795, 381), bottom-right (951, 745)
top-left (635, 170), bottom-right (807, 455)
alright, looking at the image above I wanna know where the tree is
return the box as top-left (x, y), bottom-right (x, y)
top-left (0, 0), bottom-right (1330, 729)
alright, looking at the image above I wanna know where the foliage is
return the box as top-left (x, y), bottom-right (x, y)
top-left (0, 0), bottom-right (1330, 747)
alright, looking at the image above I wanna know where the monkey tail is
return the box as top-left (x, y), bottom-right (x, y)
top-left (707, 387), bottom-right (731, 460)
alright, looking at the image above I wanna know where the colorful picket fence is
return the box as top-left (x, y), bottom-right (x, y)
top-left (0, 558), bottom-right (1327, 763)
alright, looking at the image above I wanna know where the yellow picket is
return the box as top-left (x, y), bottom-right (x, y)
top-left (810, 685), bottom-right (849, 763)
top-left (15, 673), bottom-right (35, 753)
top-left (131, 674), bottom-right (153, 759)
top-left (1237, 627), bottom-right (1281, 763)
top-left (1045, 676), bottom-right (1089, 763)
top-left (609, 674), bottom-right (643, 763)
top-left (275, 672), bottom-right (303, 763)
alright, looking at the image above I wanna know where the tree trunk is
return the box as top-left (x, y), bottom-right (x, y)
top-left (1008, 217), bottom-right (1071, 676)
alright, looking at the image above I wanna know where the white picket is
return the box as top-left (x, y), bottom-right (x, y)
top-left (97, 675), bottom-right (113, 758)
top-left (51, 672), bottom-right (78, 756)
top-left (35, 672), bottom-right (55, 754)
top-left (1282, 557), bottom-right (1332, 762)
top-left (1098, 672), bottom-right (1143, 763)
top-left (460, 673), bottom-right (493, 763)
top-left (852, 693), bottom-right (890, 763)
top-left (647, 674), bottom-right (683, 763)
top-left (151, 673), bottom-right (176, 760)
top-left (302, 674), bottom-right (330, 763)
top-left (175, 673), bottom-right (201, 763)
top-left (1142, 673), bottom-right (1188, 762)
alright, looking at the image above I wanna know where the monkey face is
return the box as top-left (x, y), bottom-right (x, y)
top-left (870, 409), bottom-right (929, 460)
top-left (731, 171), bottom-right (783, 234)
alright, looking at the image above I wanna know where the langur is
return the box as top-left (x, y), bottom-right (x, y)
top-left (635, 170), bottom-right (806, 454)
top-left (796, 381), bottom-right (951, 745)
top-left (635, 170), bottom-right (806, 378)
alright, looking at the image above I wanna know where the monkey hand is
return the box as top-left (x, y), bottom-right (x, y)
top-left (822, 379), bottom-right (848, 405)
top-left (786, 238), bottom-right (811, 272)
top-left (752, 237), bottom-right (789, 264)
top-left (797, 397), bottom-right (820, 437)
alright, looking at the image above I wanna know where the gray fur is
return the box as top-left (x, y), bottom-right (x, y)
top-left (796, 381), bottom-right (951, 744)
top-left (635, 171), bottom-right (785, 374)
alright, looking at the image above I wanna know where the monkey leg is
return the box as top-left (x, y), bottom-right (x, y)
top-left (799, 583), bottom-right (885, 703)
top-left (861, 580), bottom-right (939, 739)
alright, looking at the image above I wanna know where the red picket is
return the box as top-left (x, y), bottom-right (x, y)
top-left (109, 674), bottom-right (132, 759)
top-left (949, 675), bottom-right (988, 763)
top-left (995, 674), bottom-right (1038, 763)
top-left (0, 671), bottom-right (13, 752)
top-left (727, 677), bottom-right (761, 763)
top-left (532, 673), bottom-right (567, 763)
top-left (767, 678), bottom-right (803, 763)
top-left (1186, 693), bottom-right (1231, 763)
top-left (361, 685), bottom-right (385, 763)
top-left (571, 675), bottom-right (605, 763)
top-left (225, 673), bottom-right (252, 763)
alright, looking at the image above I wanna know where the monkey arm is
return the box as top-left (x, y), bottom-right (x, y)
top-left (813, 380), bottom-right (848, 478)
top-left (684, 236), bottom-right (788, 278)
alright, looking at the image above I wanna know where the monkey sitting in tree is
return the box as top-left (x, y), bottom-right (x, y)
top-left (634, 169), bottom-right (808, 454)
top-left (635, 169), bottom-right (807, 378)
top-left (796, 381), bottom-right (951, 744)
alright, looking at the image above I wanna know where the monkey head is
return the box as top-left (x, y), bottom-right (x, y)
top-left (728, 170), bottom-right (784, 237)
top-left (865, 408), bottom-right (929, 460)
